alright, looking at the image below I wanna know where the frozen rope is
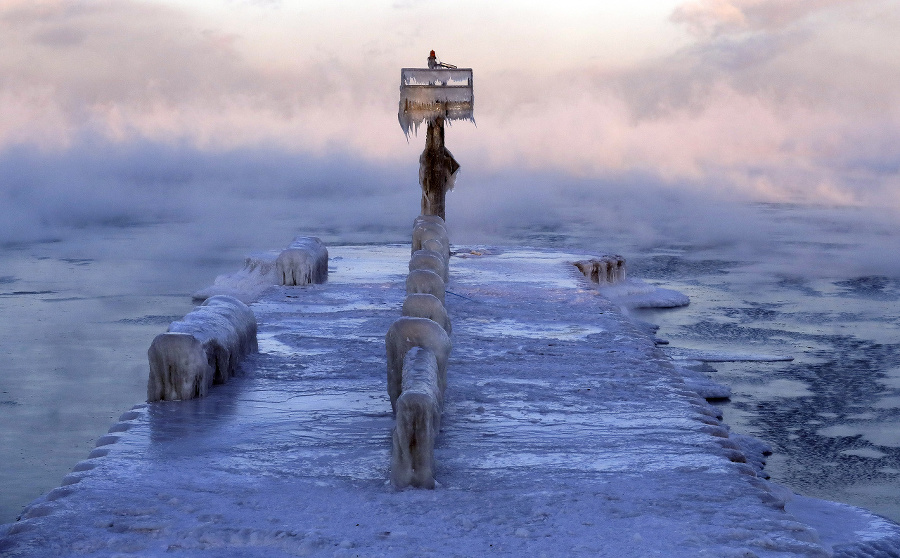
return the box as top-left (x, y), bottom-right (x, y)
top-left (445, 290), bottom-right (479, 303)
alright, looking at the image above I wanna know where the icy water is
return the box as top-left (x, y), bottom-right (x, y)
top-left (1, 204), bottom-right (899, 526)
top-left (630, 253), bottom-right (900, 522)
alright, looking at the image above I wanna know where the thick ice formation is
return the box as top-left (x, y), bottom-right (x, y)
top-left (192, 237), bottom-right (328, 303)
top-left (410, 249), bottom-right (448, 282)
top-left (146, 333), bottom-right (214, 402)
top-left (599, 278), bottom-right (691, 309)
top-left (192, 252), bottom-right (279, 303)
top-left (406, 268), bottom-right (446, 304)
top-left (385, 316), bottom-right (451, 414)
top-left (402, 293), bottom-right (451, 334)
top-left (413, 214), bottom-right (447, 229)
top-left (665, 347), bottom-right (795, 363)
top-left (398, 67), bottom-right (474, 137)
top-left (276, 236), bottom-right (329, 286)
top-left (574, 256), bottom-right (626, 284)
top-left (412, 221), bottom-right (450, 260)
top-left (391, 347), bottom-right (444, 489)
top-left (676, 362), bottom-right (734, 400)
top-left (147, 295), bottom-right (257, 402)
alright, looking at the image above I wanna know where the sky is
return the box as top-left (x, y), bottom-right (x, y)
top-left (1, 0), bottom-right (898, 272)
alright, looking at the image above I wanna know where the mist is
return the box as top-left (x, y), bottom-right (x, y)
top-left (0, 0), bottom-right (897, 276)
top-left (2, 135), bottom-right (898, 281)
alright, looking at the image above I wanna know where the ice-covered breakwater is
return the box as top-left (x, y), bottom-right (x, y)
top-left (3, 244), bottom-right (900, 556)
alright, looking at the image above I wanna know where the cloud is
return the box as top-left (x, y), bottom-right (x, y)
top-left (670, 0), bottom-right (866, 38)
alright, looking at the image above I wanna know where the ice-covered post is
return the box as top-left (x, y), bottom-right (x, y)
top-left (399, 51), bottom-right (474, 222)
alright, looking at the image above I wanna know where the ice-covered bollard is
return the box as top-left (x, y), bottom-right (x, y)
top-left (402, 293), bottom-right (451, 334)
top-left (147, 295), bottom-right (257, 402)
top-left (574, 256), bottom-right (626, 285)
top-left (412, 221), bottom-right (450, 261)
top-left (422, 238), bottom-right (447, 260)
top-left (410, 249), bottom-right (448, 282)
top-left (385, 317), bottom-right (451, 413)
top-left (406, 269), bottom-right (445, 304)
top-left (200, 295), bottom-right (258, 356)
top-left (276, 236), bottom-right (329, 286)
top-left (147, 333), bottom-right (213, 402)
top-left (391, 347), bottom-right (443, 489)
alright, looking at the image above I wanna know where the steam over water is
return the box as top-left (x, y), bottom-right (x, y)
top-left (1, 177), bottom-right (898, 525)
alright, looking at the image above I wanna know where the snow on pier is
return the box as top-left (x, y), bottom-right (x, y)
top-left (2, 245), bottom-right (899, 557)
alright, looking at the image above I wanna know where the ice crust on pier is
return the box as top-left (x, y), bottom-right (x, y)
top-left (3, 245), bottom-right (899, 557)
top-left (574, 256), bottom-right (627, 284)
top-left (410, 249), bottom-right (448, 282)
top-left (399, 68), bottom-right (474, 137)
top-left (405, 268), bottom-right (446, 304)
top-left (412, 221), bottom-right (450, 261)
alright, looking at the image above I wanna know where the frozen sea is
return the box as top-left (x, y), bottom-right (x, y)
top-left (0, 201), bottom-right (898, 533)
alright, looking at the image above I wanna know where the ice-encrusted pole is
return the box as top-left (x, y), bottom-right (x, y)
top-left (419, 117), bottom-right (459, 220)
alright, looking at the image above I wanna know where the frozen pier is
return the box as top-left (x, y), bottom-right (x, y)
top-left (2, 245), bottom-right (899, 557)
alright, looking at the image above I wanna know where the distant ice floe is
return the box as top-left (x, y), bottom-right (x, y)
top-left (598, 278), bottom-right (691, 309)
top-left (664, 347), bottom-right (794, 363)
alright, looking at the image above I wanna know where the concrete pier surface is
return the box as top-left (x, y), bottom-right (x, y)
top-left (2, 245), bottom-right (898, 557)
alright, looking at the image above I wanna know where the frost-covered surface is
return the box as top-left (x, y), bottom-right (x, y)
top-left (2, 245), bottom-right (899, 557)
